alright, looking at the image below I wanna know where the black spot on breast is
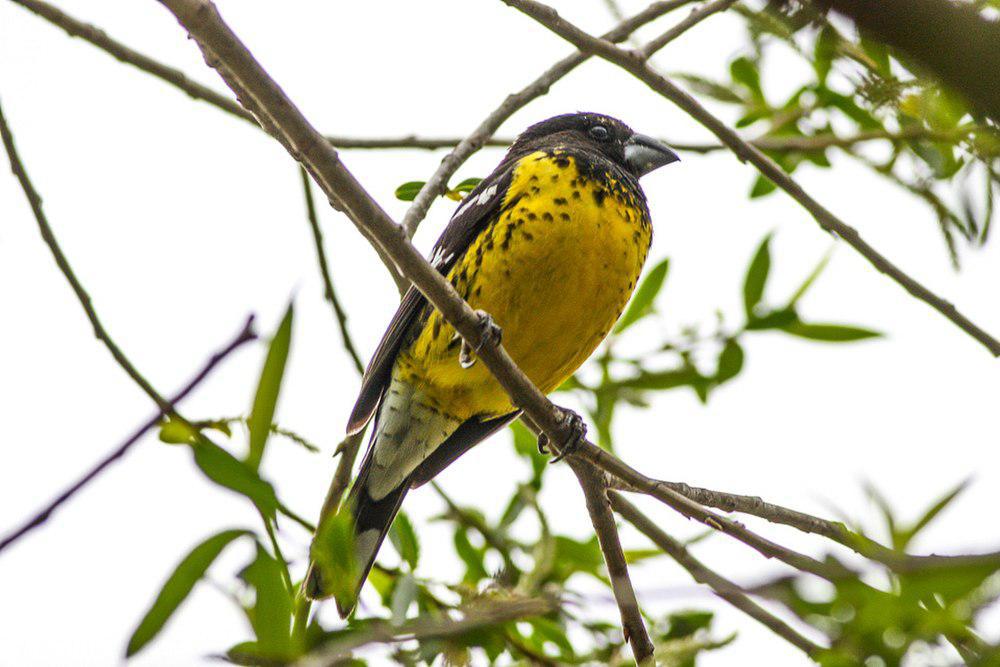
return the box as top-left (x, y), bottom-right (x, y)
top-left (523, 231), bottom-right (534, 241)
top-left (572, 191), bottom-right (581, 200)
top-left (474, 285), bottom-right (482, 297)
top-left (551, 174), bottom-right (559, 182)
top-left (560, 212), bottom-right (571, 222)
top-left (527, 212), bottom-right (537, 221)
top-left (593, 189), bottom-right (607, 206)
top-left (553, 197), bottom-right (568, 206)
top-left (554, 156), bottom-right (570, 168)
top-left (542, 212), bottom-right (553, 222)
top-left (529, 174), bottom-right (539, 183)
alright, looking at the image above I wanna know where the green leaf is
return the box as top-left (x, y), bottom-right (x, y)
top-left (451, 177), bottom-right (482, 193)
top-left (390, 573), bottom-right (417, 626)
top-left (126, 529), bottom-right (250, 657)
top-left (742, 234), bottom-right (772, 317)
top-left (899, 478), bottom-right (971, 549)
top-left (672, 73), bottom-right (745, 104)
top-left (615, 367), bottom-right (702, 391)
top-left (158, 417), bottom-right (197, 445)
top-left (730, 57), bottom-right (763, 100)
top-left (510, 420), bottom-right (546, 482)
top-left (247, 304), bottom-right (294, 471)
top-left (749, 175), bottom-right (777, 198)
top-left (787, 247), bottom-right (833, 306)
top-left (389, 510), bottom-right (420, 570)
top-left (309, 509), bottom-right (358, 613)
top-left (192, 441), bottom-right (279, 515)
top-left (453, 528), bottom-right (487, 583)
top-left (715, 339), bottom-right (744, 384)
top-left (781, 321), bottom-right (881, 342)
top-left (241, 545), bottom-right (294, 659)
top-left (814, 25), bottom-right (839, 84)
top-left (614, 258), bottom-right (669, 333)
top-left (746, 308), bottom-right (797, 330)
top-left (394, 181), bottom-right (426, 201)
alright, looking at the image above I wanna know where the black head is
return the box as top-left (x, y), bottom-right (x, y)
top-left (509, 112), bottom-right (680, 178)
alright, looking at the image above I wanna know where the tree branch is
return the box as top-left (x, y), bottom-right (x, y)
top-left (571, 463), bottom-right (655, 664)
top-left (0, 95), bottom-right (180, 412)
top-left (398, 0), bottom-right (698, 239)
top-left (610, 492), bottom-right (823, 658)
top-left (0, 316), bottom-right (257, 555)
top-left (8, 0), bottom-right (254, 123)
top-left (500, 0), bottom-right (1000, 358)
top-left (300, 167), bottom-right (365, 375)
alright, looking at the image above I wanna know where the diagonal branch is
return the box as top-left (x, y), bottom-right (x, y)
top-left (0, 96), bottom-right (177, 413)
top-left (571, 462), bottom-right (655, 663)
top-left (610, 492), bottom-right (823, 658)
top-left (500, 0), bottom-right (1000, 358)
top-left (398, 0), bottom-right (699, 239)
top-left (0, 315), bottom-right (257, 555)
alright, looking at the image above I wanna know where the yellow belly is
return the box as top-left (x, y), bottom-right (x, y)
top-left (395, 151), bottom-right (651, 419)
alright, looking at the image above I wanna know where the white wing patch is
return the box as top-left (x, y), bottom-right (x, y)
top-left (453, 182), bottom-right (498, 219)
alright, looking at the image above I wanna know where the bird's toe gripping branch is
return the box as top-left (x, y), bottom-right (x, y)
top-left (459, 310), bottom-right (502, 369)
top-left (538, 408), bottom-right (588, 464)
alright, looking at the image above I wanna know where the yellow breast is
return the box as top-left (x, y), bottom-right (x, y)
top-left (396, 151), bottom-right (651, 419)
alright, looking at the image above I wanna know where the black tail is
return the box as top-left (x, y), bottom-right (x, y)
top-left (304, 452), bottom-right (411, 618)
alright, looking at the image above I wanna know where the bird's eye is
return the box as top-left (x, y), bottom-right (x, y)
top-left (589, 125), bottom-right (610, 141)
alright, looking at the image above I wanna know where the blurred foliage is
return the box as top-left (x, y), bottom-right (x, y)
top-left (673, 0), bottom-right (999, 268)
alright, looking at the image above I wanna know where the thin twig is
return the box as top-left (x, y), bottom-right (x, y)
top-left (500, 0), bottom-right (1000, 357)
top-left (0, 316), bottom-right (257, 554)
top-left (8, 0), bottom-right (254, 123)
top-left (398, 0), bottom-right (698, 239)
top-left (571, 462), bottom-right (655, 664)
top-left (321, 125), bottom-right (969, 154)
top-left (610, 492), bottom-right (823, 658)
top-left (639, 0), bottom-right (739, 57)
top-left (1, 93), bottom-right (305, 531)
top-left (1, 96), bottom-right (177, 413)
top-left (300, 167), bottom-right (365, 375)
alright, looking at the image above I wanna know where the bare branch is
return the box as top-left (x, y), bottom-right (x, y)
top-left (500, 0), bottom-right (1000, 358)
top-left (571, 463), bottom-right (655, 664)
top-left (0, 95), bottom-right (179, 413)
top-left (332, 125), bottom-right (971, 154)
top-left (0, 316), bottom-right (257, 555)
top-left (300, 167), bottom-right (365, 375)
top-left (8, 0), bottom-right (254, 123)
top-left (610, 492), bottom-right (823, 658)
top-left (398, 0), bottom-right (698, 239)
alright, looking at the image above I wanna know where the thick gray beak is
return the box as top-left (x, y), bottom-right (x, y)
top-left (624, 133), bottom-right (680, 177)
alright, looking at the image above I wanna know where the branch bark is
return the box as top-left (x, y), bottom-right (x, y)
top-left (571, 462), bottom-right (655, 663)
top-left (500, 0), bottom-right (1000, 358)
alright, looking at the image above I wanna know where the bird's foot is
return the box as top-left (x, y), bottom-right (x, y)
top-left (537, 408), bottom-right (588, 463)
top-left (459, 310), bottom-right (502, 369)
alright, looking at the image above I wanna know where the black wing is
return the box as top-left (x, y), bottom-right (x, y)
top-left (346, 159), bottom-right (521, 433)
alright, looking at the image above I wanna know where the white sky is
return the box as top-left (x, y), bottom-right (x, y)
top-left (1, 1), bottom-right (998, 665)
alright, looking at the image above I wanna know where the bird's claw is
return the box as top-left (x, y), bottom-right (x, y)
top-left (538, 409), bottom-right (587, 463)
top-left (459, 310), bottom-right (502, 369)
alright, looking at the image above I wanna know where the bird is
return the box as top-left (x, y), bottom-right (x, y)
top-left (306, 112), bottom-right (679, 615)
